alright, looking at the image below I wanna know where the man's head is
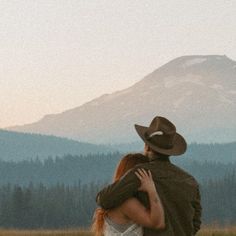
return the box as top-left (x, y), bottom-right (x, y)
top-left (144, 143), bottom-right (170, 160)
top-left (135, 116), bottom-right (187, 157)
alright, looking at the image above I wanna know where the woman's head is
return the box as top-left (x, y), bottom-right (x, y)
top-left (113, 153), bottom-right (147, 182)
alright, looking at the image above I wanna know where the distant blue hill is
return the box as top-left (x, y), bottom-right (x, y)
top-left (0, 129), bottom-right (114, 161)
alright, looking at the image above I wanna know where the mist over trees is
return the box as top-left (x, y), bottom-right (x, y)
top-left (0, 129), bottom-right (235, 163)
top-left (0, 146), bottom-right (235, 186)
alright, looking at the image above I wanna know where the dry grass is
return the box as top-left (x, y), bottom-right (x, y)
top-left (0, 227), bottom-right (236, 236)
top-left (197, 226), bottom-right (236, 236)
top-left (0, 229), bottom-right (92, 236)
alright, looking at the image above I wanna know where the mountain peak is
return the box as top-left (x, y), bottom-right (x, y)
top-left (162, 55), bottom-right (235, 69)
top-left (171, 54), bottom-right (233, 62)
top-left (137, 55), bottom-right (235, 86)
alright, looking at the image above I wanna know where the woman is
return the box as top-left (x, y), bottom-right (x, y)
top-left (92, 153), bottom-right (165, 236)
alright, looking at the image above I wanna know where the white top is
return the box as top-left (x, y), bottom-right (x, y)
top-left (104, 217), bottom-right (143, 236)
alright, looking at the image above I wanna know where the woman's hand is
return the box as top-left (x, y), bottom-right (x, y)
top-left (121, 168), bottom-right (165, 230)
top-left (135, 168), bottom-right (156, 193)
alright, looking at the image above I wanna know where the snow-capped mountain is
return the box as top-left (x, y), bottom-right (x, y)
top-left (6, 55), bottom-right (236, 144)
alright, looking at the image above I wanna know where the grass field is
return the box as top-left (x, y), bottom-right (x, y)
top-left (0, 229), bottom-right (91, 236)
top-left (197, 226), bottom-right (236, 236)
top-left (0, 227), bottom-right (236, 235)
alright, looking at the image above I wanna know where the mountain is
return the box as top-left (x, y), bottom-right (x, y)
top-left (0, 129), bottom-right (113, 161)
top-left (5, 55), bottom-right (236, 143)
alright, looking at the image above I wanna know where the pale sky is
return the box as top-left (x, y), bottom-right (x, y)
top-left (0, 0), bottom-right (235, 128)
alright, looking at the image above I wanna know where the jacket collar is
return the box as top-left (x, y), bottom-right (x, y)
top-left (147, 153), bottom-right (171, 163)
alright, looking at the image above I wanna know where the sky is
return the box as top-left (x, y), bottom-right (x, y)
top-left (0, 0), bottom-right (235, 128)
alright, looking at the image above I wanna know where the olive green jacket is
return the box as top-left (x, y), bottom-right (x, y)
top-left (96, 157), bottom-right (202, 236)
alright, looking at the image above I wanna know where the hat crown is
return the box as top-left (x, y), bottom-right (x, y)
top-left (145, 117), bottom-right (177, 149)
top-left (147, 116), bottom-right (176, 136)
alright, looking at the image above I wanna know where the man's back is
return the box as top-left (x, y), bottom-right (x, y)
top-left (97, 158), bottom-right (202, 236)
top-left (139, 158), bottom-right (201, 235)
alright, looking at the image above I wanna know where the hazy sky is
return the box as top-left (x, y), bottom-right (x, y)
top-left (0, 0), bottom-right (235, 128)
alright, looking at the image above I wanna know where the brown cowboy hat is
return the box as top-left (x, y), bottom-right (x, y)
top-left (134, 116), bottom-right (187, 156)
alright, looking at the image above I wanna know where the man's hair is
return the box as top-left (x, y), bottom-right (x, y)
top-left (145, 145), bottom-right (170, 160)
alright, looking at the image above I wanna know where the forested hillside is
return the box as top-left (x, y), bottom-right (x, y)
top-left (0, 172), bottom-right (235, 228)
top-left (0, 142), bottom-right (235, 228)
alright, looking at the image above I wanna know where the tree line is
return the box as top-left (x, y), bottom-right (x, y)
top-left (0, 172), bottom-right (235, 229)
top-left (0, 182), bottom-right (102, 228)
top-left (0, 152), bottom-right (235, 186)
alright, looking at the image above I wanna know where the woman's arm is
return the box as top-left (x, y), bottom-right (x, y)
top-left (120, 169), bottom-right (165, 230)
top-left (96, 168), bottom-right (140, 209)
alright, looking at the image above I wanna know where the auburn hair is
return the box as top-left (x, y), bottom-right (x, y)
top-left (92, 153), bottom-right (147, 236)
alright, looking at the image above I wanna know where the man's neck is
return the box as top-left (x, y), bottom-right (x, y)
top-left (146, 152), bottom-right (170, 162)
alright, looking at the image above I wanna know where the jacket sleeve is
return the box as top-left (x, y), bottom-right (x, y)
top-left (96, 168), bottom-right (140, 210)
top-left (192, 184), bottom-right (202, 235)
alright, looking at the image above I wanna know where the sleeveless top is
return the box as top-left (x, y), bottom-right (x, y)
top-left (104, 216), bottom-right (143, 236)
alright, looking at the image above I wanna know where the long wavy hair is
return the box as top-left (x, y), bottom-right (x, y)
top-left (92, 153), bottom-right (147, 236)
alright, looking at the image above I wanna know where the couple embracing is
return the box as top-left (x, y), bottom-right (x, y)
top-left (93, 116), bottom-right (202, 236)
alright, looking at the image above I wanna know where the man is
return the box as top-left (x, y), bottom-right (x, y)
top-left (96, 116), bottom-right (202, 236)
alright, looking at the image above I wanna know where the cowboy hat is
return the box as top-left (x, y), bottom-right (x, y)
top-left (134, 116), bottom-right (187, 156)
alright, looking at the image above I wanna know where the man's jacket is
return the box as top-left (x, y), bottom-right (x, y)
top-left (96, 157), bottom-right (202, 236)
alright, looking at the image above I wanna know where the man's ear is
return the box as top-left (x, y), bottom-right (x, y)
top-left (144, 143), bottom-right (151, 152)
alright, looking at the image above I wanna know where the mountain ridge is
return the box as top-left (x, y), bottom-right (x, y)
top-left (0, 129), bottom-right (113, 161)
top-left (5, 55), bottom-right (236, 144)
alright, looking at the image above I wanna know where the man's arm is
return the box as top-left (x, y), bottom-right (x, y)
top-left (192, 184), bottom-right (202, 235)
top-left (96, 168), bottom-right (140, 210)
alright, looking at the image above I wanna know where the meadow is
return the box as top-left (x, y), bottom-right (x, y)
top-left (0, 227), bottom-right (236, 236)
top-left (0, 229), bottom-right (91, 236)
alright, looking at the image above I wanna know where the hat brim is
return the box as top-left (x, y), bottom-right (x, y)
top-left (135, 124), bottom-right (187, 156)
